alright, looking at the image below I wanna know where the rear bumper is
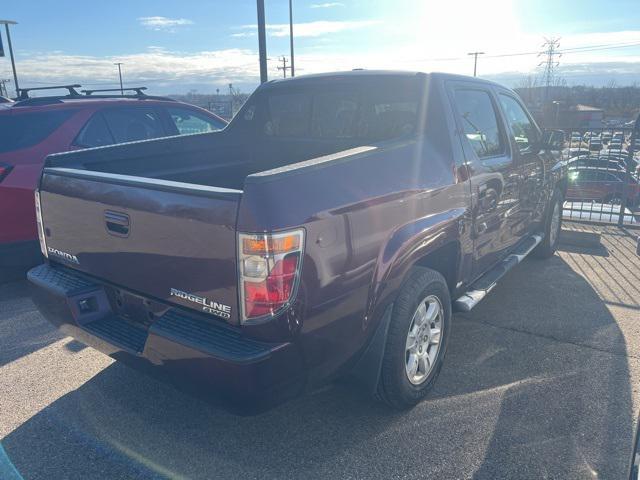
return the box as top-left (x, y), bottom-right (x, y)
top-left (28, 263), bottom-right (305, 413)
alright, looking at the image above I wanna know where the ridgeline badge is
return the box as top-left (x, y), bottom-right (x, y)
top-left (170, 287), bottom-right (232, 319)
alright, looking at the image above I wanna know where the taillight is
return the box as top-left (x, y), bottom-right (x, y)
top-left (34, 190), bottom-right (48, 258)
top-left (238, 229), bottom-right (304, 323)
top-left (0, 163), bottom-right (12, 183)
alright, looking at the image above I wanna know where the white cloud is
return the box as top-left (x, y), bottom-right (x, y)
top-left (235, 20), bottom-right (379, 38)
top-left (310, 2), bottom-right (344, 8)
top-left (5, 23), bottom-right (640, 96)
top-left (7, 49), bottom-right (260, 94)
top-left (138, 16), bottom-right (193, 32)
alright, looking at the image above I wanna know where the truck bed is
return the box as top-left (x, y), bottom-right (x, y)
top-left (45, 129), bottom-right (366, 191)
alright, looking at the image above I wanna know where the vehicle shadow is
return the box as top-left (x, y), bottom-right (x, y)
top-left (0, 280), bottom-right (63, 367)
top-left (2, 256), bottom-right (635, 479)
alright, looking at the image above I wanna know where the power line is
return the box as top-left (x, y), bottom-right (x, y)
top-left (416, 39), bottom-right (640, 62)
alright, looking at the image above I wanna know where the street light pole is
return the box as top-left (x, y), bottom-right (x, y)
top-left (256, 0), bottom-right (268, 83)
top-left (114, 62), bottom-right (124, 95)
top-left (289, 0), bottom-right (295, 77)
top-left (0, 20), bottom-right (19, 98)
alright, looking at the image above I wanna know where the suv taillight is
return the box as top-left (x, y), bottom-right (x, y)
top-left (238, 229), bottom-right (304, 323)
top-left (34, 190), bottom-right (48, 258)
top-left (0, 163), bottom-right (13, 183)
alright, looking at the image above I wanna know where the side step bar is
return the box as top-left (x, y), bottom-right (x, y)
top-left (454, 233), bottom-right (543, 312)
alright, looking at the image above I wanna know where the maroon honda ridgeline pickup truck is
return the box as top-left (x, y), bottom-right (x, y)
top-left (29, 71), bottom-right (566, 412)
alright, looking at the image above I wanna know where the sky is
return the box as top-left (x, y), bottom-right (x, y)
top-left (1, 0), bottom-right (640, 96)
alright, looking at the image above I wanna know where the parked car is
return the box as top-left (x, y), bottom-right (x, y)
top-left (609, 139), bottom-right (624, 150)
top-left (613, 131), bottom-right (625, 142)
top-left (564, 147), bottom-right (591, 158)
top-left (28, 71), bottom-right (567, 413)
top-left (0, 85), bottom-right (227, 268)
top-left (588, 137), bottom-right (603, 151)
top-left (566, 166), bottom-right (640, 206)
top-left (567, 156), bottom-right (627, 172)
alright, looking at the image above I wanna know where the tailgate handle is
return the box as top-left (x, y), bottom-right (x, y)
top-left (104, 211), bottom-right (130, 237)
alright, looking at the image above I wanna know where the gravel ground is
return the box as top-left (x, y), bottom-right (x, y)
top-left (1, 224), bottom-right (639, 479)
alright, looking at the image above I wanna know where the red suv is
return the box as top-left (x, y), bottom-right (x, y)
top-left (0, 85), bottom-right (227, 268)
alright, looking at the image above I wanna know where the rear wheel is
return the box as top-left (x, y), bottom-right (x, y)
top-left (378, 267), bottom-right (451, 409)
top-left (533, 190), bottom-right (563, 259)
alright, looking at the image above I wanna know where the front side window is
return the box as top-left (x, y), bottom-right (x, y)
top-left (167, 107), bottom-right (226, 135)
top-left (102, 108), bottom-right (164, 143)
top-left (0, 110), bottom-right (74, 153)
top-left (453, 89), bottom-right (504, 159)
top-left (499, 94), bottom-right (539, 153)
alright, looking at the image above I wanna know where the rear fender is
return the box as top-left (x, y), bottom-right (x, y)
top-left (350, 208), bottom-right (465, 393)
top-left (365, 207), bottom-right (465, 332)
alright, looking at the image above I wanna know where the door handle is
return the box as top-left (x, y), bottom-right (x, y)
top-left (104, 210), bottom-right (130, 237)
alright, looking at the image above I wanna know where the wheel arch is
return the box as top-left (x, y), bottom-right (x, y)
top-left (364, 208), bottom-right (465, 333)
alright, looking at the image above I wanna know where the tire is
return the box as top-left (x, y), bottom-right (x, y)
top-left (532, 189), bottom-right (563, 259)
top-left (378, 267), bottom-right (451, 409)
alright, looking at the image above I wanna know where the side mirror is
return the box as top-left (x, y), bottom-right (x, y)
top-left (542, 129), bottom-right (565, 151)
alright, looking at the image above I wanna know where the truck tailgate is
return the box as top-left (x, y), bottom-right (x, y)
top-left (39, 168), bottom-right (242, 323)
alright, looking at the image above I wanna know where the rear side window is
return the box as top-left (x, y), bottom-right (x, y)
top-left (0, 110), bottom-right (74, 153)
top-left (166, 106), bottom-right (226, 135)
top-left (453, 89), bottom-right (504, 159)
top-left (74, 113), bottom-right (115, 148)
top-left (102, 108), bottom-right (164, 143)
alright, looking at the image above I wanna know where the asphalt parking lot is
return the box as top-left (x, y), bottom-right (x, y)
top-left (1, 224), bottom-right (639, 479)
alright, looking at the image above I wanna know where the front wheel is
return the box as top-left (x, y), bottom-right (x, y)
top-left (378, 267), bottom-right (451, 409)
top-left (532, 190), bottom-right (563, 259)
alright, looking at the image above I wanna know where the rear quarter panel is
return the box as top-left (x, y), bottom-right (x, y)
top-left (238, 126), bottom-right (470, 383)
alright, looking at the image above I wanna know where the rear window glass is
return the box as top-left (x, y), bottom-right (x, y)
top-left (260, 78), bottom-right (424, 142)
top-left (0, 110), bottom-right (74, 153)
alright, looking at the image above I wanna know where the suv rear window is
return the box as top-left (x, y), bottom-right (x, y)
top-left (0, 110), bottom-right (74, 153)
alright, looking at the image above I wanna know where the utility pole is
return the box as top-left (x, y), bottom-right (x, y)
top-left (289, 0), bottom-right (295, 77)
top-left (467, 51), bottom-right (485, 77)
top-left (256, 0), bottom-right (268, 83)
top-left (114, 62), bottom-right (124, 95)
top-left (277, 56), bottom-right (291, 78)
top-left (0, 20), bottom-right (19, 98)
top-left (538, 37), bottom-right (561, 103)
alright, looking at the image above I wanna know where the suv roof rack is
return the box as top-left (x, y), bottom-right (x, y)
top-left (82, 87), bottom-right (148, 96)
top-left (18, 84), bottom-right (82, 100)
